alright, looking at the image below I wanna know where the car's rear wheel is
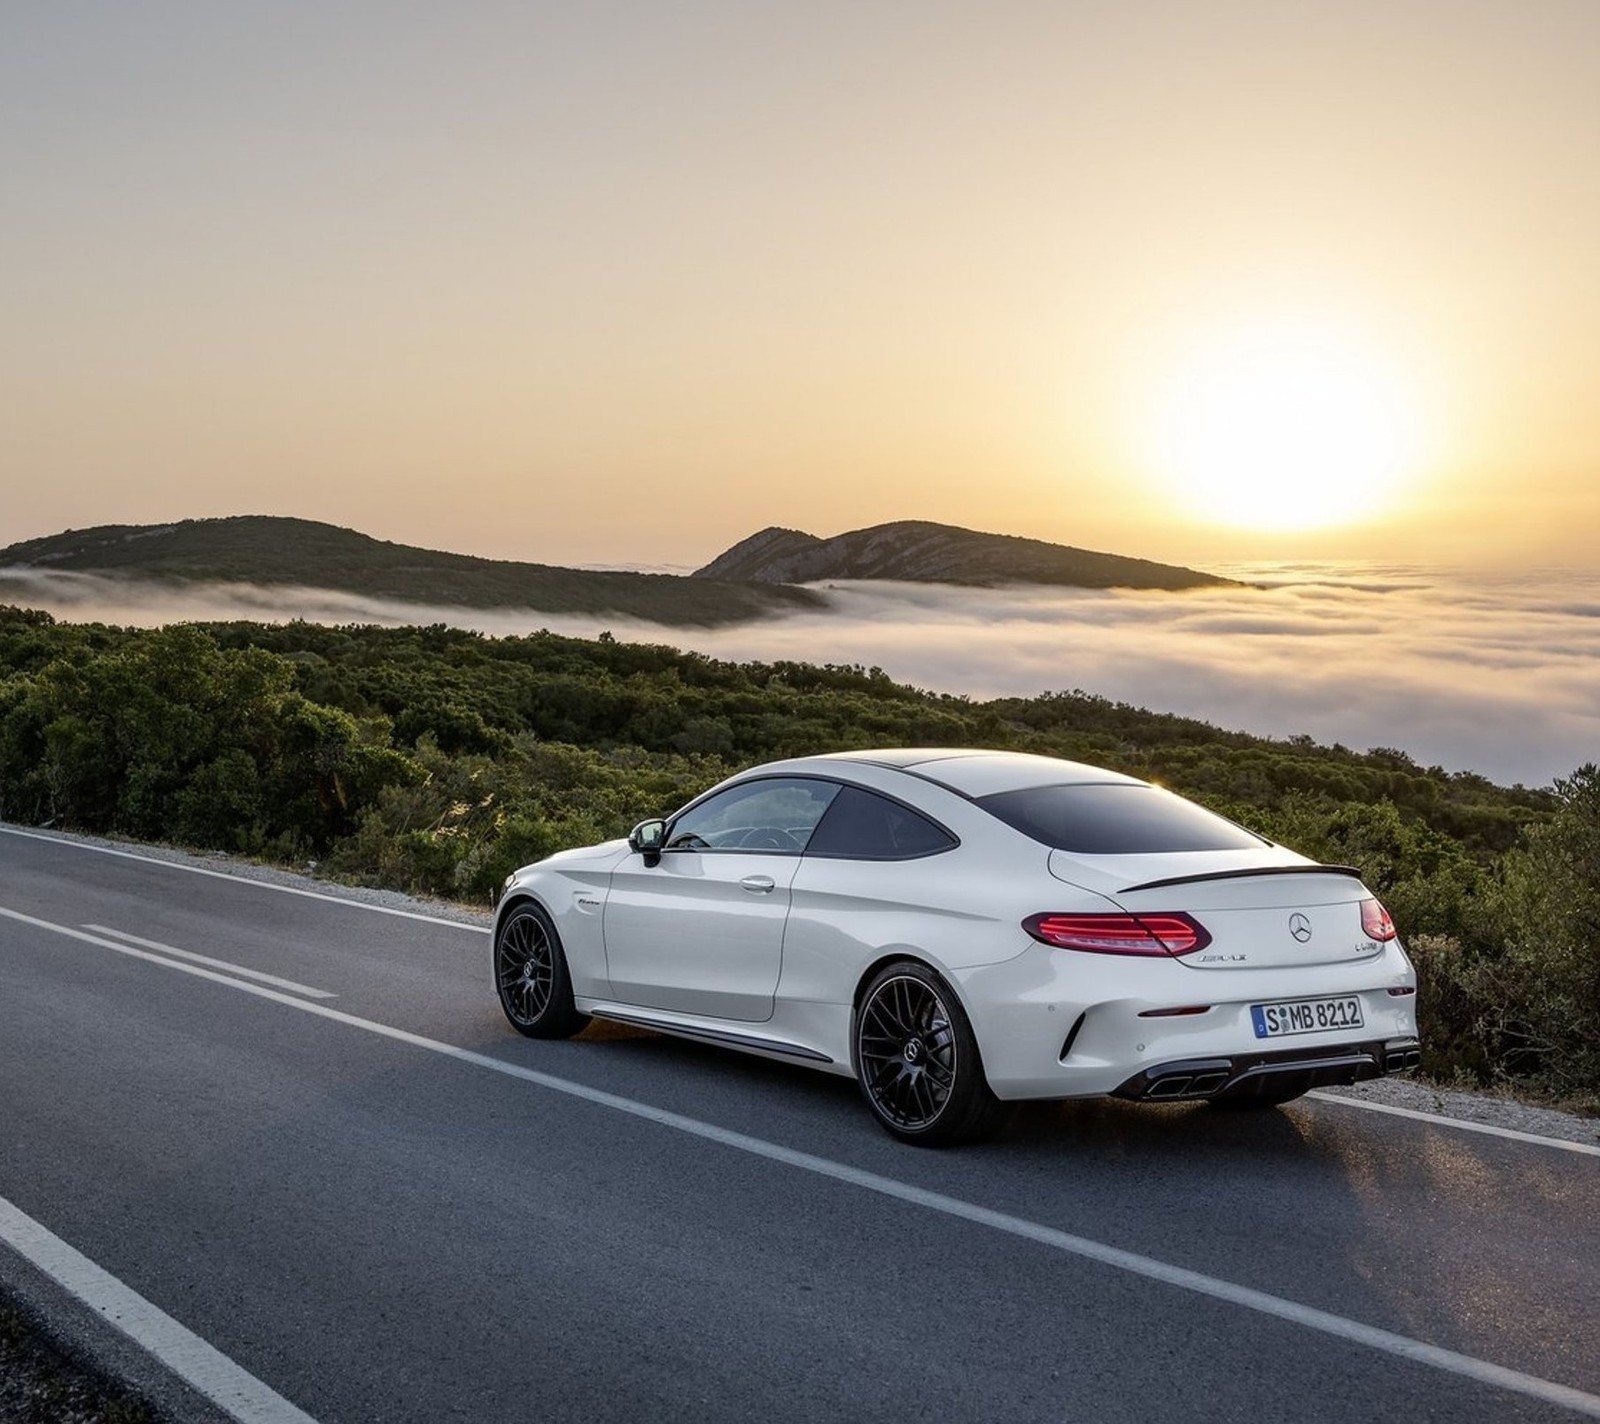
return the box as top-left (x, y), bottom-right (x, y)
top-left (495, 902), bottom-right (590, 1039)
top-left (854, 961), bottom-right (1008, 1146)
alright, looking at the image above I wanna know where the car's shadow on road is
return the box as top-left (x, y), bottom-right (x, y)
top-left (996, 1092), bottom-right (1323, 1167)
top-left (558, 1016), bottom-right (1326, 1169)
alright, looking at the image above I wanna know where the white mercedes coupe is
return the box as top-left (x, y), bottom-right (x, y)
top-left (492, 750), bottom-right (1420, 1145)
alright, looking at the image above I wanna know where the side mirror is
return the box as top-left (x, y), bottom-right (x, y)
top-left (627, 818), bottom-right (666, 866)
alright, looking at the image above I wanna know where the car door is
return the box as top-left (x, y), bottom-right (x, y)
top-left (602, 777), bottom-right (839, 1022)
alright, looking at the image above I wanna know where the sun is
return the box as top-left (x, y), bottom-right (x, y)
top-left (1144, 320), bottom-right (1425, 531)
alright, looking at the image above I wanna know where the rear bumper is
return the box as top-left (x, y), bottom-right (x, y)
top-left (1111, 1036), bottom-right (1423, 1102)
top-left (954, 940), bottom-right (1419, 1101)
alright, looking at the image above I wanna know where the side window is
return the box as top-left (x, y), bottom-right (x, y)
top-left (805, 785), bottom-right (957, 860)
top-left (666, 778), bottom-right (840, 854)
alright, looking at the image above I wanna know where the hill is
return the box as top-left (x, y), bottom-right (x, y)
top-left (0, 517), bottom-right (823, 627)
top-left (693, 520), bottom-right (1235, 590)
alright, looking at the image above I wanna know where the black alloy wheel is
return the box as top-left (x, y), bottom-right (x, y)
top-left (854, 961), bottom-right (1007, 1146)
top-left (494, 903), bottom-right (589, 1039)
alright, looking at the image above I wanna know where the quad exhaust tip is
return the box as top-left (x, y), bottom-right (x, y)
top-left (1144, 1067), bottom-right (1232, 1100)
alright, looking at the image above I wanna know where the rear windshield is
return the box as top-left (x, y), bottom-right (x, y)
top-left (977, 783), bottom-right (1266, 854)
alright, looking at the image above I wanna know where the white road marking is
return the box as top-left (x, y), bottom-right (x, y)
top-left (1307, 1089), bottom-right (1600, 1158)
top-left (4, 902), bottom-right (1598, 1420)
top-left (6, 822), bottom-right (1590, 1158)
top-left (0, 824), bottom-right (488, 933)
top-left (0, 1194), bottom-right (320, 1424)
top-left (83, 925), bottom-right (337, 999)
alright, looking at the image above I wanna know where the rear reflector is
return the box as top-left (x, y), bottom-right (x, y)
top-left (1387, 986), bottom-right (1416, 997)
top-left (1137, 1005), bottom-right (1212, 1017)
top-left (1023, 912), bottom-right (1211, 957)
top-left (1360, 899), bottom-right (1398, 942)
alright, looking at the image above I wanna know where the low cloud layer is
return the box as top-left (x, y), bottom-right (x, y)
top-left (3, 562), bottom-right (1594, 788)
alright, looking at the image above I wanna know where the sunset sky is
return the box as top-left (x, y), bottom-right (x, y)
top-left (4, 2), bottom-right (1598, 571)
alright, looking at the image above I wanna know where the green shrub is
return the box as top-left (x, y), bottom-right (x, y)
top-left (1, 605), bottom-right (1589, 1104)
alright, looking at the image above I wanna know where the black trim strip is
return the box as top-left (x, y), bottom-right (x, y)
top-left (1118, 863), bottom-right (1363, 894)
top-left (589, 1009), bottom-right (834, 1063)
top-left (1234, 1051), bottom-right (1376, 1081)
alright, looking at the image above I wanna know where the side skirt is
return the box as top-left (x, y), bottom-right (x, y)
top-left (587, 1007), bottom-right (835, 1064)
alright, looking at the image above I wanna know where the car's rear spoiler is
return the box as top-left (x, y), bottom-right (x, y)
top-left (1119, 864), bottom-right (1364, 894)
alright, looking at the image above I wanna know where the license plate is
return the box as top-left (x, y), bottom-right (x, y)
top-left (1250, 996), bottom-right (1364, 1039)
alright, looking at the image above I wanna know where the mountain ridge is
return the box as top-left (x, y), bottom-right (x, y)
top-left (694, 519), bottom-right (1234, 590)
top-left (1, 515), bottom-right (1234, 626)
top-left (0, 516), bottom-right (822, 627)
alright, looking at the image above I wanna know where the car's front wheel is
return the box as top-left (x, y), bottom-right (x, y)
top-left (853, 961), bottom-right (1008, 1146)
top-left (494, 902), bottom-right (590, 1039)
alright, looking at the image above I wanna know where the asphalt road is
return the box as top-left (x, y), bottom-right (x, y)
top-left (1, 825), bottom-right (1596, 1424)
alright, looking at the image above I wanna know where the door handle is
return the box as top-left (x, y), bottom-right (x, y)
top-left (740, 875), bottom-right (776, 894)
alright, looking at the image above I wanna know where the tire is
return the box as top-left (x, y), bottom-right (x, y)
top-left (853, 960), bottom-right (1009, 1147)
top-left (494, 902), bottom-right (590, 1040)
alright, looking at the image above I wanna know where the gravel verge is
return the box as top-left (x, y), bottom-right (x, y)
top-left (1315, 1077), bottom-right (1600, 1148)
top-left (0, 1302), bottom-right (156, 1424)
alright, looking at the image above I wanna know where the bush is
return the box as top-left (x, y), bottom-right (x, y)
top-left (1491, 765), bottom-right (1600, 1105)
top-left (1, 606), bottom-right (1590, 1104)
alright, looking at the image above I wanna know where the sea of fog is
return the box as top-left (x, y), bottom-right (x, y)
top-left (4, 562), bottom-right (1595, 789)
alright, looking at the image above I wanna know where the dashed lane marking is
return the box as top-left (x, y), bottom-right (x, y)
top-left (84, 924), bottom-right (337, 998)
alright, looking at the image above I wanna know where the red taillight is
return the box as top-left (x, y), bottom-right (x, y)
top-left (1023, 912), bottom-right (1211, 957)
top-left (1360, 899), bottom-right (1397, 942)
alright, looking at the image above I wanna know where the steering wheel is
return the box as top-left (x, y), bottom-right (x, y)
top-left (737, 827), bottom-right (797, 850)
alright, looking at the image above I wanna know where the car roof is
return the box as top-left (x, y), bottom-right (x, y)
top-left (816, 748), bottom-right (1147, 798)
